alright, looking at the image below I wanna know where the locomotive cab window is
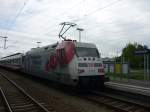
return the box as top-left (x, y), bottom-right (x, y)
top-left (75, 47), bottom-right (100, 57)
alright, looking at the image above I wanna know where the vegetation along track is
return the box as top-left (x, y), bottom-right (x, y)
top-left (0, 73), bottom-right (52, 112)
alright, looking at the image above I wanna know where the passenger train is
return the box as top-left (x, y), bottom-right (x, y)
top-left (0, 40), bottom-right (105, 88)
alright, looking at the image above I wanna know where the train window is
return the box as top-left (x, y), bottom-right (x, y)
top-left (75, 47), bottom-right (100, 57)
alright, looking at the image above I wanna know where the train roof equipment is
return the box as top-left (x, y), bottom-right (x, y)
top-left (58, 22), bottom-right (76, 40)
top-left (1, 53), bottom-right (23, 60)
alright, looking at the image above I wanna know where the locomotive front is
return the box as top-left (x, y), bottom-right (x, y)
top-left (74, 42), bottom-right (104, 88)
top-left (56, 41), bottom-right (105, 88)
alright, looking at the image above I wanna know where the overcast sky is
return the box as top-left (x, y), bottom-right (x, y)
top-left (0, 0), bottom-right (150, 58)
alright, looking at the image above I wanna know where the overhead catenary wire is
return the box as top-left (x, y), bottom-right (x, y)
top-left (72, 0), bottom-right (123, 22)
top-left (2, 0), bottom-right (125, 54)
top-left (5, 0), bottom-right (123, 41)
top-left (1, 0), bottom-right (18, 36)
top-left (0, 0), bottom-right (146, 58)
top-left (29, 0), bottom-right (123, 46)
top-left (8, 0), bottom-right (124, 43)
top-left (5, 0), bottom-right (29, 37)
top-left (33, 0), bottom-right (85, 33)
top-left (2, 0), bottom-right (123, 39)
top-left (86, 0), bottom-right (123, 16)
top-left (0, 0), bottom-right (29, 49)
top-left (43, 0), bottom-right (124, 35)
top-left (68, 0), bottom-right (130, 41)
top-left (1, 0), bottom-right (83, 43)
top-left (51, 0), bottom-right (124, 40)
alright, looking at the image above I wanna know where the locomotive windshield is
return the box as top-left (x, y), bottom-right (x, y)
top-left (75, 47), bottom-right (100, 57)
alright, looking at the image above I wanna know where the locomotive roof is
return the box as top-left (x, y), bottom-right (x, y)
top-left (27, 43), bottom-right (58, 54)
top-left (1, 53), bottom-right (23, 60)
top-left (75, 42), bottom-right (96, 48)
top-left (26, 41), bottom-right (97, 55)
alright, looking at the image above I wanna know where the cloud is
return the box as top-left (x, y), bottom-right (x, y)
top-left (0, 0), bottom-right (150, 57)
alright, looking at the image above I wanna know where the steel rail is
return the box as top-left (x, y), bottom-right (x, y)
top-left (0, 73), bottom-right (50, 112)
top-left (0, 87), bottom-right (13, 112)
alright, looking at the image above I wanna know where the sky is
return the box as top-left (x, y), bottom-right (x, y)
top-left (0, 0), bottom-right (150, 58)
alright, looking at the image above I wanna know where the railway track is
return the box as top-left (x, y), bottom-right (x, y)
top-left (0, 73), bottom-right (51, 112)
top-left (81, 90), bottom-right (150, 112)
top-left (0, 69), bottom-right (150, 112)
top-left (0, 87), bottom-right (12, 112)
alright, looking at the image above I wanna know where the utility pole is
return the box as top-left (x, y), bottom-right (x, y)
top-left (37, 41), bottom-right (41, 48)
top-left (76, 28), bottom-right (84, 42)
top-left (0, 36), bottom-right (8, 49)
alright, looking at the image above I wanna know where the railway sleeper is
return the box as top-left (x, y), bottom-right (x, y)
top-left (11, 102), bottom-right (34, 107)
top-left (12, 107), bottom-right (41, 112)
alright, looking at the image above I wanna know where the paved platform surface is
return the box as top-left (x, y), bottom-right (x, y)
top-left (110, 78), bottom-right (150, 88)
top-left (105, 79), bottom-right (150, 96)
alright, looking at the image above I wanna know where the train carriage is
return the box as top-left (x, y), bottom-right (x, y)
top-left (0, 53), bottom-right (23, 70)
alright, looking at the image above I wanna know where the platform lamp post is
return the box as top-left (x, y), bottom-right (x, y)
top-left (0, 36), bottom-right (8, 49)
top-left (76, 28), bottom-right (84, 42)
top-left (37, 41), bottom-right (41, 48)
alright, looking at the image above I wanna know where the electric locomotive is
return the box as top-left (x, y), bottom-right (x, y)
top-left (0, 22), bottom-right (105, 88)
top-left (0, 40), bottom-right (105, 88)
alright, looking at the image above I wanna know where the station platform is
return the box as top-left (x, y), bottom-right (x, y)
top-left (105, 79), bottom-right (150, 97)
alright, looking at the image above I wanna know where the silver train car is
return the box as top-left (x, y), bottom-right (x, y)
top-left (0, 53), bottom-right (23, 70)
top-left (0, 40), bottom-right (105, 88)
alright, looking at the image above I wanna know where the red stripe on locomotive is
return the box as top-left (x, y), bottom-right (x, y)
top-left (56, 41), bottom-right (75, 65)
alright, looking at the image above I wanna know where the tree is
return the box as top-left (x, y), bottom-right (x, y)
top-left (121, 42), bottom-right (148, 69)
